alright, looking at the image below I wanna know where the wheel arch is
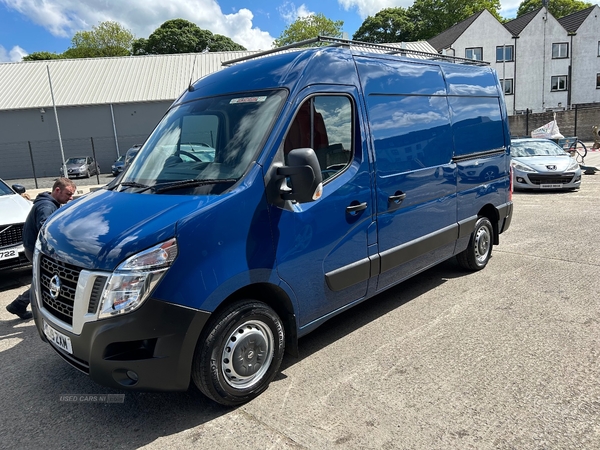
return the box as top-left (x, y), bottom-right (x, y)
top-left (478, 203), bottom-right (500, 245)
top-left (205, 282), bottom-right (299, 358)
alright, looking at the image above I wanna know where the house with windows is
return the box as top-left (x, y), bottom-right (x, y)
top-left (428, 5), bottom-right (600, 115)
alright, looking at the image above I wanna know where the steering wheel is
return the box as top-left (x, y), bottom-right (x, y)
top-left (179, 151), bottom-right (202, 162)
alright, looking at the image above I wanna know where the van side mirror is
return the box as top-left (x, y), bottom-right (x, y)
top-left (277, 148), bottom-right (323, 203)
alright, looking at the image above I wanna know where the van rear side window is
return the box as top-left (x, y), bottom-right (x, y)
top-left (284, 96), bottom-right (353, 180)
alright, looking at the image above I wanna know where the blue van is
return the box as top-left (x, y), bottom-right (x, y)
top-left (32, 38), bottom-right (513, 405)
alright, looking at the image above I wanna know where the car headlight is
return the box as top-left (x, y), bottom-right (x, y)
top-left (566, 159), bottom-right (580, 171)
top-left (98, 238), bottom-right (178, 319)
top-left (78, 165), bottom-right (86, 172)
top-left (511, 160), bottom-right (535, 172)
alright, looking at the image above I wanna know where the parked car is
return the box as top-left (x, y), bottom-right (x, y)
top-left (511, 138), bottom-right (582, 190)
top-left (0, 178), bottom-right (32, 270)
top-left (124, 144), bottom-right (142, 166)
top-left (111, 155), bottom-right (126, 176)
top-left (60, 156), bottom-right (100, 178)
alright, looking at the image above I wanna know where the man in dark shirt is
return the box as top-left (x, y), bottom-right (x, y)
top-left (6, 178), bottom-right (76, 320)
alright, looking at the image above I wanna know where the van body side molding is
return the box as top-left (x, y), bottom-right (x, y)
top-left (458, 216), bottom-right (478, 239)
top-left (325, 256), bottom-right (377, 292)
top-left (379, 224), bottom-right (458, 274)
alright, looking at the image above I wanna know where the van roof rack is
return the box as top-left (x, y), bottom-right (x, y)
top-left (222, 35), bottom-right (490, 67)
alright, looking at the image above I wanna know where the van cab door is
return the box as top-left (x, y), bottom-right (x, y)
top-left (268, 90), bottom-right (375, 329)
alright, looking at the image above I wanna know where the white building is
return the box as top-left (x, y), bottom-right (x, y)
top-left (428, 5), bottom-right (600, 114)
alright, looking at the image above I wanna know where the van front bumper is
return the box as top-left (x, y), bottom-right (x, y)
top-left (32, 297), bottom-right (211, 391)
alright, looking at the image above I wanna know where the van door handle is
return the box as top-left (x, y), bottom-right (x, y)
top-left (346, 202), bottom-right (367, 214)
top-left (388, 191), bottom-right (406, 204)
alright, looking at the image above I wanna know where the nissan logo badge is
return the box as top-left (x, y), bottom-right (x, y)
top-left (49, 275), bottom-right (61, 300)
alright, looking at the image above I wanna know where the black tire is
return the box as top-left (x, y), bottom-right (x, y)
top-left (192, 300), bottom-right (285, 406)
top-left (457, 217), bottom-right (493, 271)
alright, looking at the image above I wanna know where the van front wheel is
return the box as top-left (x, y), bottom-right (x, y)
top-left (192, 300), bottom-right (285, 405)
top-left (457, 217), bottom-right (493, 271)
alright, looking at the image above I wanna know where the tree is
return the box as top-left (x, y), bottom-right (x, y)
top-left (132, 19), bottom-right (245, 55)
top-left (516, 0), bottom-right (593, 18)
top-left (352, 7), bottom-right (415, 43)
top-left (408, 0), bottom-right (502, 40)
top-left (273, 13), bottom-right (344, 48)
top-left (22, 51), bottom-right (63, 61)
top-left (62, 21), bottom-right (134, 58)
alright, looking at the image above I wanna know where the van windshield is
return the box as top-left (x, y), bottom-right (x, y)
top-left (118, 90), bottom-right (286, 194)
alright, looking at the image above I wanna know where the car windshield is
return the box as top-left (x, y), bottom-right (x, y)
top-left (0, 179), bottom-right (13, 196)
top-left (511, 141), bottom-right (567, 157)
top-left (66, 158), bottom-right (86, 164)
top-left (118, 90), bottom-right (286, 195)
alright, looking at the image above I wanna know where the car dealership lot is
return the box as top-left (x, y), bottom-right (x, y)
top-left (1, 152), bottom-right (599, 449)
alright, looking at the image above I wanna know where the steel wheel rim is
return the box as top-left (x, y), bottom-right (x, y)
top-left (221, 319), bottom-right (274, 389)
top-left (474, 224), bottom-right (491, 264)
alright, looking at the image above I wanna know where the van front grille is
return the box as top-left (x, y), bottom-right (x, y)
top-left (40, 255), bottom-right (82, 326)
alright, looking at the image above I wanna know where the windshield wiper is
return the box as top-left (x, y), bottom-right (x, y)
top-left (152, 178), bottom-right (237, 193)
top-left (118, 181), bottom-right (152, 192)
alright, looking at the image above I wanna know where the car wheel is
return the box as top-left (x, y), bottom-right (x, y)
top-left (192, 300), bottom-right (285, 405)
top-left (457, 217), bottom-right (493, 271)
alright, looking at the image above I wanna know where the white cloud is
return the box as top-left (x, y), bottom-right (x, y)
top-left (0, 0), bottom-right (275, 51)
top-left (277, 2), bottom-right (314, 24)
top-left (0, 45), bottom-right (28, 62)
top-left (337, 0), bottom-right (413, 19)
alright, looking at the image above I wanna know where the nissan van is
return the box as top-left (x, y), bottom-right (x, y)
top-left (32, 38), bottom-right (513, 405)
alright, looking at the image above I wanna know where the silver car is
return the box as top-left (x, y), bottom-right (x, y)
top-left (60, 156), bottom-right (100, 178)
top-left (0, 178), bottom-right (32, 270)
top-left (510, 138), bottom-right (582, 190)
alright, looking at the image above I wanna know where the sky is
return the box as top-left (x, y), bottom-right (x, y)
top-left (0, 0), bottom-right (522, 63)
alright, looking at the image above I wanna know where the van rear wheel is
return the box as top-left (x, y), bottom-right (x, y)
top-left (192, 300), bottom-right (285, 405)
top-left (457, 217), bottom-right (493, 271)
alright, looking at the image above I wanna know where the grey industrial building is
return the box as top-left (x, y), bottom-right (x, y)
top-left (0, 51), bottom-right (256, 179)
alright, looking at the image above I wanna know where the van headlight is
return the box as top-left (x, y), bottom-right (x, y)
top-left (98, 238), bottom-right (178, 319)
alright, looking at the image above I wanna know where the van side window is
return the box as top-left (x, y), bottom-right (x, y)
top-left (284, 96), bottom-right (353, 180)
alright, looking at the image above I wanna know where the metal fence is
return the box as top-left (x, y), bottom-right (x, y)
top-left (0, 133), bottom-right (148, 182)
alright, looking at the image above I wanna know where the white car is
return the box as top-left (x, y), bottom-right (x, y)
top-left (0, 178), bottom-right (33, 270)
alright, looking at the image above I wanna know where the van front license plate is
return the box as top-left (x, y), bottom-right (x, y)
top-left (43, 320), bottom-right (73, 354)
top-left (0, 247), bottom-right (18, 261)
top-left (541, 184), bottom-right (562, 189)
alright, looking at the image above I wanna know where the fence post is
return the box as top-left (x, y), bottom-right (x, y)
top-left (525, 108), bottom-right (530, 136)
top-left (573, 104), bottom-right (578, 138)
top-left (28, 141), bottom-right (39, 188)
top-left (91, 137), bottom-right (100, 184)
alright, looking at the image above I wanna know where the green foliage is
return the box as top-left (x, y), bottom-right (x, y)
top-left (133, 19), bottom-right (246, 55)
top-left (22, 51), bottom-right (63, 61)
top-left (64, 21), bottom-right (134, 58)
top-left (516, 0), bottom-right (593, 18)
top-left (406, 0), bottom-right (502, 40)
top-left (352, 7), bottom-right (415, 43)
top-left (273, 13), bottom-right (344, 47)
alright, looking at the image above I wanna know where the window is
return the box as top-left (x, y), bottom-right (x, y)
top-left (500, 79), bottom-right (514, 95)
top-left (496, 46), bottom-right (514, 62)
top-left (465, 47), bottom-right (483, 61)
top-left (598, 41), bottom-right (600, 56)
top-left (552, 43), bottom-right (568, 59)
top-left (551, 75), bottom-right (568, 91)
top-left (284, 96), bottom-right (353, 181)
top-left (597, 73), bottom-right (600, 89)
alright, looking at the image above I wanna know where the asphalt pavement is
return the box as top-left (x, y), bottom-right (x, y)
top-left (0, 151), bottom-right (599, 449)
